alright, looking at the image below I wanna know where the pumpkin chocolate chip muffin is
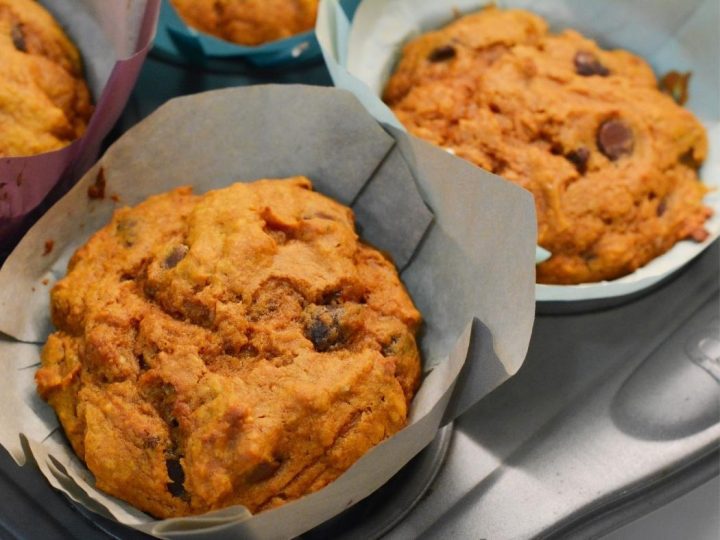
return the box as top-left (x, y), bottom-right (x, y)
top-left (0, 0), bottom-right (92, 157)
top-left (384, 6), bottom-right (712, 284)
top-left (170, 0), bottom-right (318, 46)
top-left (36, 177), bottom-right (421, 518)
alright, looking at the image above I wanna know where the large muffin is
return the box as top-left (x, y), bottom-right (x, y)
top-left (36, 177), bottom-right (422, 518)
top-left (384, 7), bottom-right (712, 284)
top-left (170, 0), bottom-right (318, 46)
top-left (0, 0), bottom-right (92, 157)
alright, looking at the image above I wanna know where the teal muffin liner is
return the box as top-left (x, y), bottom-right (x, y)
top-left (153, 0), bottom-right (360, 68)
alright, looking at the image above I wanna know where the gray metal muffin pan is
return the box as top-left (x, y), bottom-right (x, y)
top-left (0, 53), bottom-right (717, 539)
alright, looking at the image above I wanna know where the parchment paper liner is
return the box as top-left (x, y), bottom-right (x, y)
top-left (0, 0), bottom-right (160, 254)
top-left (316, 0), bottom-right (720, 302)
top-left (0, 85), bottom-right (536, 539)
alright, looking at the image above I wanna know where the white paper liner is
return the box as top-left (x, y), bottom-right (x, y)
top-left (316, 0), bottom-right (720, 302)
top-left (0, 85), bottom-right (536, 539)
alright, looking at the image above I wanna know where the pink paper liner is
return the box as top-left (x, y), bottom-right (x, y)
top-left (0, 1), bottom-right (161, 255)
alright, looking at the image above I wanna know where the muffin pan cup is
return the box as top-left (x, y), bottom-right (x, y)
top-left (316, 0), bottom-right (720, 305)
top-left (0, 85), bottom-right (536, 539)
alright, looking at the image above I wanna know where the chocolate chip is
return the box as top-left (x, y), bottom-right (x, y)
top-left (656, 199), bottom-right (667, 216)
top-left (115, 217), bottom-right (138, 247)
top-left (597, 119), bottom-right (634, 160)
top-left (11, 24), bottom-right (26, 52)
top-left (428, 45), bottom-right (456, 63)
top-left (582, 251), bottom-right (597, 263)
top-left (246, 461), bottom-right (280, 483)
top-left (138, 354), bottom-right (150, 370)
top-left (566, 147), bottom-right (590, 174)
top-left (182, 299), bottom-right (214, 327)
top-left (165, 458), bottom-right (186, 498)
top-left (574, 51), bottom-right (609, 77)
top-left (321, 289), bottom-right (342, 306)
top-left (304, 306), bottom-right (345, 352)
top-left (679, 148), bottom-right (701, 169)
top-left (163, 245), bottom-right (189, 269)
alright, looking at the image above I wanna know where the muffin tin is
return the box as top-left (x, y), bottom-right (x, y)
top-left (0, 6), bottom-right (718, 538)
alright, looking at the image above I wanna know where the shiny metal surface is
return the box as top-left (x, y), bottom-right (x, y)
top-left (386, 243), bottom-right (719, 540)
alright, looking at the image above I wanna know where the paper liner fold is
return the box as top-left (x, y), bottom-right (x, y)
top-left (0, 85), bottom-right (535, 539)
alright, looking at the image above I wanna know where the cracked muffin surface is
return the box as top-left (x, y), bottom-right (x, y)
top-left (36, 177), bottom-right (421, 518)
top-left (0, 0), bottom-right (92, 157)
top-left (169, 0), bottom-right (318, 46)
top-left (384, 6), bottom-right (712, 284)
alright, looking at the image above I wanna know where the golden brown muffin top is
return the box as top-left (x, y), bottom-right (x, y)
top-left (37, 177), bottom-right (421, 518)
top-left (0, 0), bottom-right (92, 157)
top-left (385, 7), bottom-right (711, 284)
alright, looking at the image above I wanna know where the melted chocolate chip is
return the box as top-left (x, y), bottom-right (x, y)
top-left (305, 306), bottom-right (345, 352)
top-left (321, 289), bottom-right (342, 306)
top-left (163, 245), bottom-right (189, 269)
top-left (680, 148), bottom-right (702, 169)
top-left (656, 199), bottom-right (668, 216)
top-left (428, 45), bottom-right (456, 63)
top-left (11, 24), bottom-right (26, 52)
top-left (550, 143), bottom-right (563, 156)
top-left (166, 458), bottom-right (186, 498)
top-left (597, 119), bottom-right (634, 160)
top-left (566, 147), bottom-right (590, 174)
top-left (574, 51), bottom-right (609, 77)
top-left (115, 217), bottom-right (138, 247)
top-left (246, 461), bottom-right (280, 483)
top-left (182, 299), bottom-right (213, 327)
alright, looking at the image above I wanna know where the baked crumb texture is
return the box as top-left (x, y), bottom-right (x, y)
top-left (170, 0), bottom-right (318, 46)
top-left (384, 6), bottom-right (712, 284)
top-left (36, 178), bottom-right (421, 518)
top-left (0, 0), bottom-right (92, 157)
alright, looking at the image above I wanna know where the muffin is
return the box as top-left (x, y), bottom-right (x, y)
top-left (170, 0), bottom-right (318, 46)
top-left (0, 0), bottom-right (93, 157)
top-left (384, 6), bottom-right (712, 284)
top-left (35, 177), bottom-right (422, 518)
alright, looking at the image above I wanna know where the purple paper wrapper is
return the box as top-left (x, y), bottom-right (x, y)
top-left (0, 0), bottom-right (160, 257)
